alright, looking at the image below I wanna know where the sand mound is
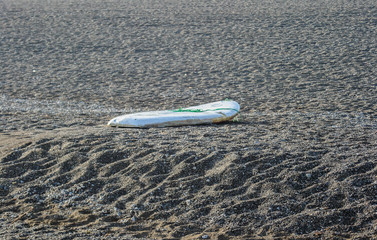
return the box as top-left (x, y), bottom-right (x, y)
top-left (1, 112), bottom-right (376, 239)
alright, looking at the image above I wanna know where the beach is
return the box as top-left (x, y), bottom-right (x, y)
top-left (1, 0), bottom-right (377, 239)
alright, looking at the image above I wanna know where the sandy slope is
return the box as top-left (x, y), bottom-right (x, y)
top-left (1, 0), bottom-right (377, 239)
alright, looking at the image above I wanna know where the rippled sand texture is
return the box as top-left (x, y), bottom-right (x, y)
top-left (1, 0), bottom-right (377, 239)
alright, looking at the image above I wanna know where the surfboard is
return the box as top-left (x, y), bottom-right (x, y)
top-left (107, 100), bottom-right (240, 128)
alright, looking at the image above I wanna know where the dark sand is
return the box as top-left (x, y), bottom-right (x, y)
top-left (1, 0), bottom-right (377, 239)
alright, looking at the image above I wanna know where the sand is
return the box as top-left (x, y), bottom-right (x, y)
top-left (1, 0), bottom-right (377, 239)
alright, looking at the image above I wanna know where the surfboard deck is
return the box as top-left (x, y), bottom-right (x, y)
top-left (107, 100), bottom-right (240, 128)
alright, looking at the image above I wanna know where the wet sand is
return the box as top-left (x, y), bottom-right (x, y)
top-left (1, 0), bottom-right (377, 239)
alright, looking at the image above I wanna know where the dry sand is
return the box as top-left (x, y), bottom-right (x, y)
top-left (1, 0), bottom-right (377, 239)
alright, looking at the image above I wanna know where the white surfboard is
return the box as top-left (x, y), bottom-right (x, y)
top-left (107, 100), bottom-right (240, 128)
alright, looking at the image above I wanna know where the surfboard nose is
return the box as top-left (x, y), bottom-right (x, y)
top-left (107, 118), bottom-right (118, 126)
